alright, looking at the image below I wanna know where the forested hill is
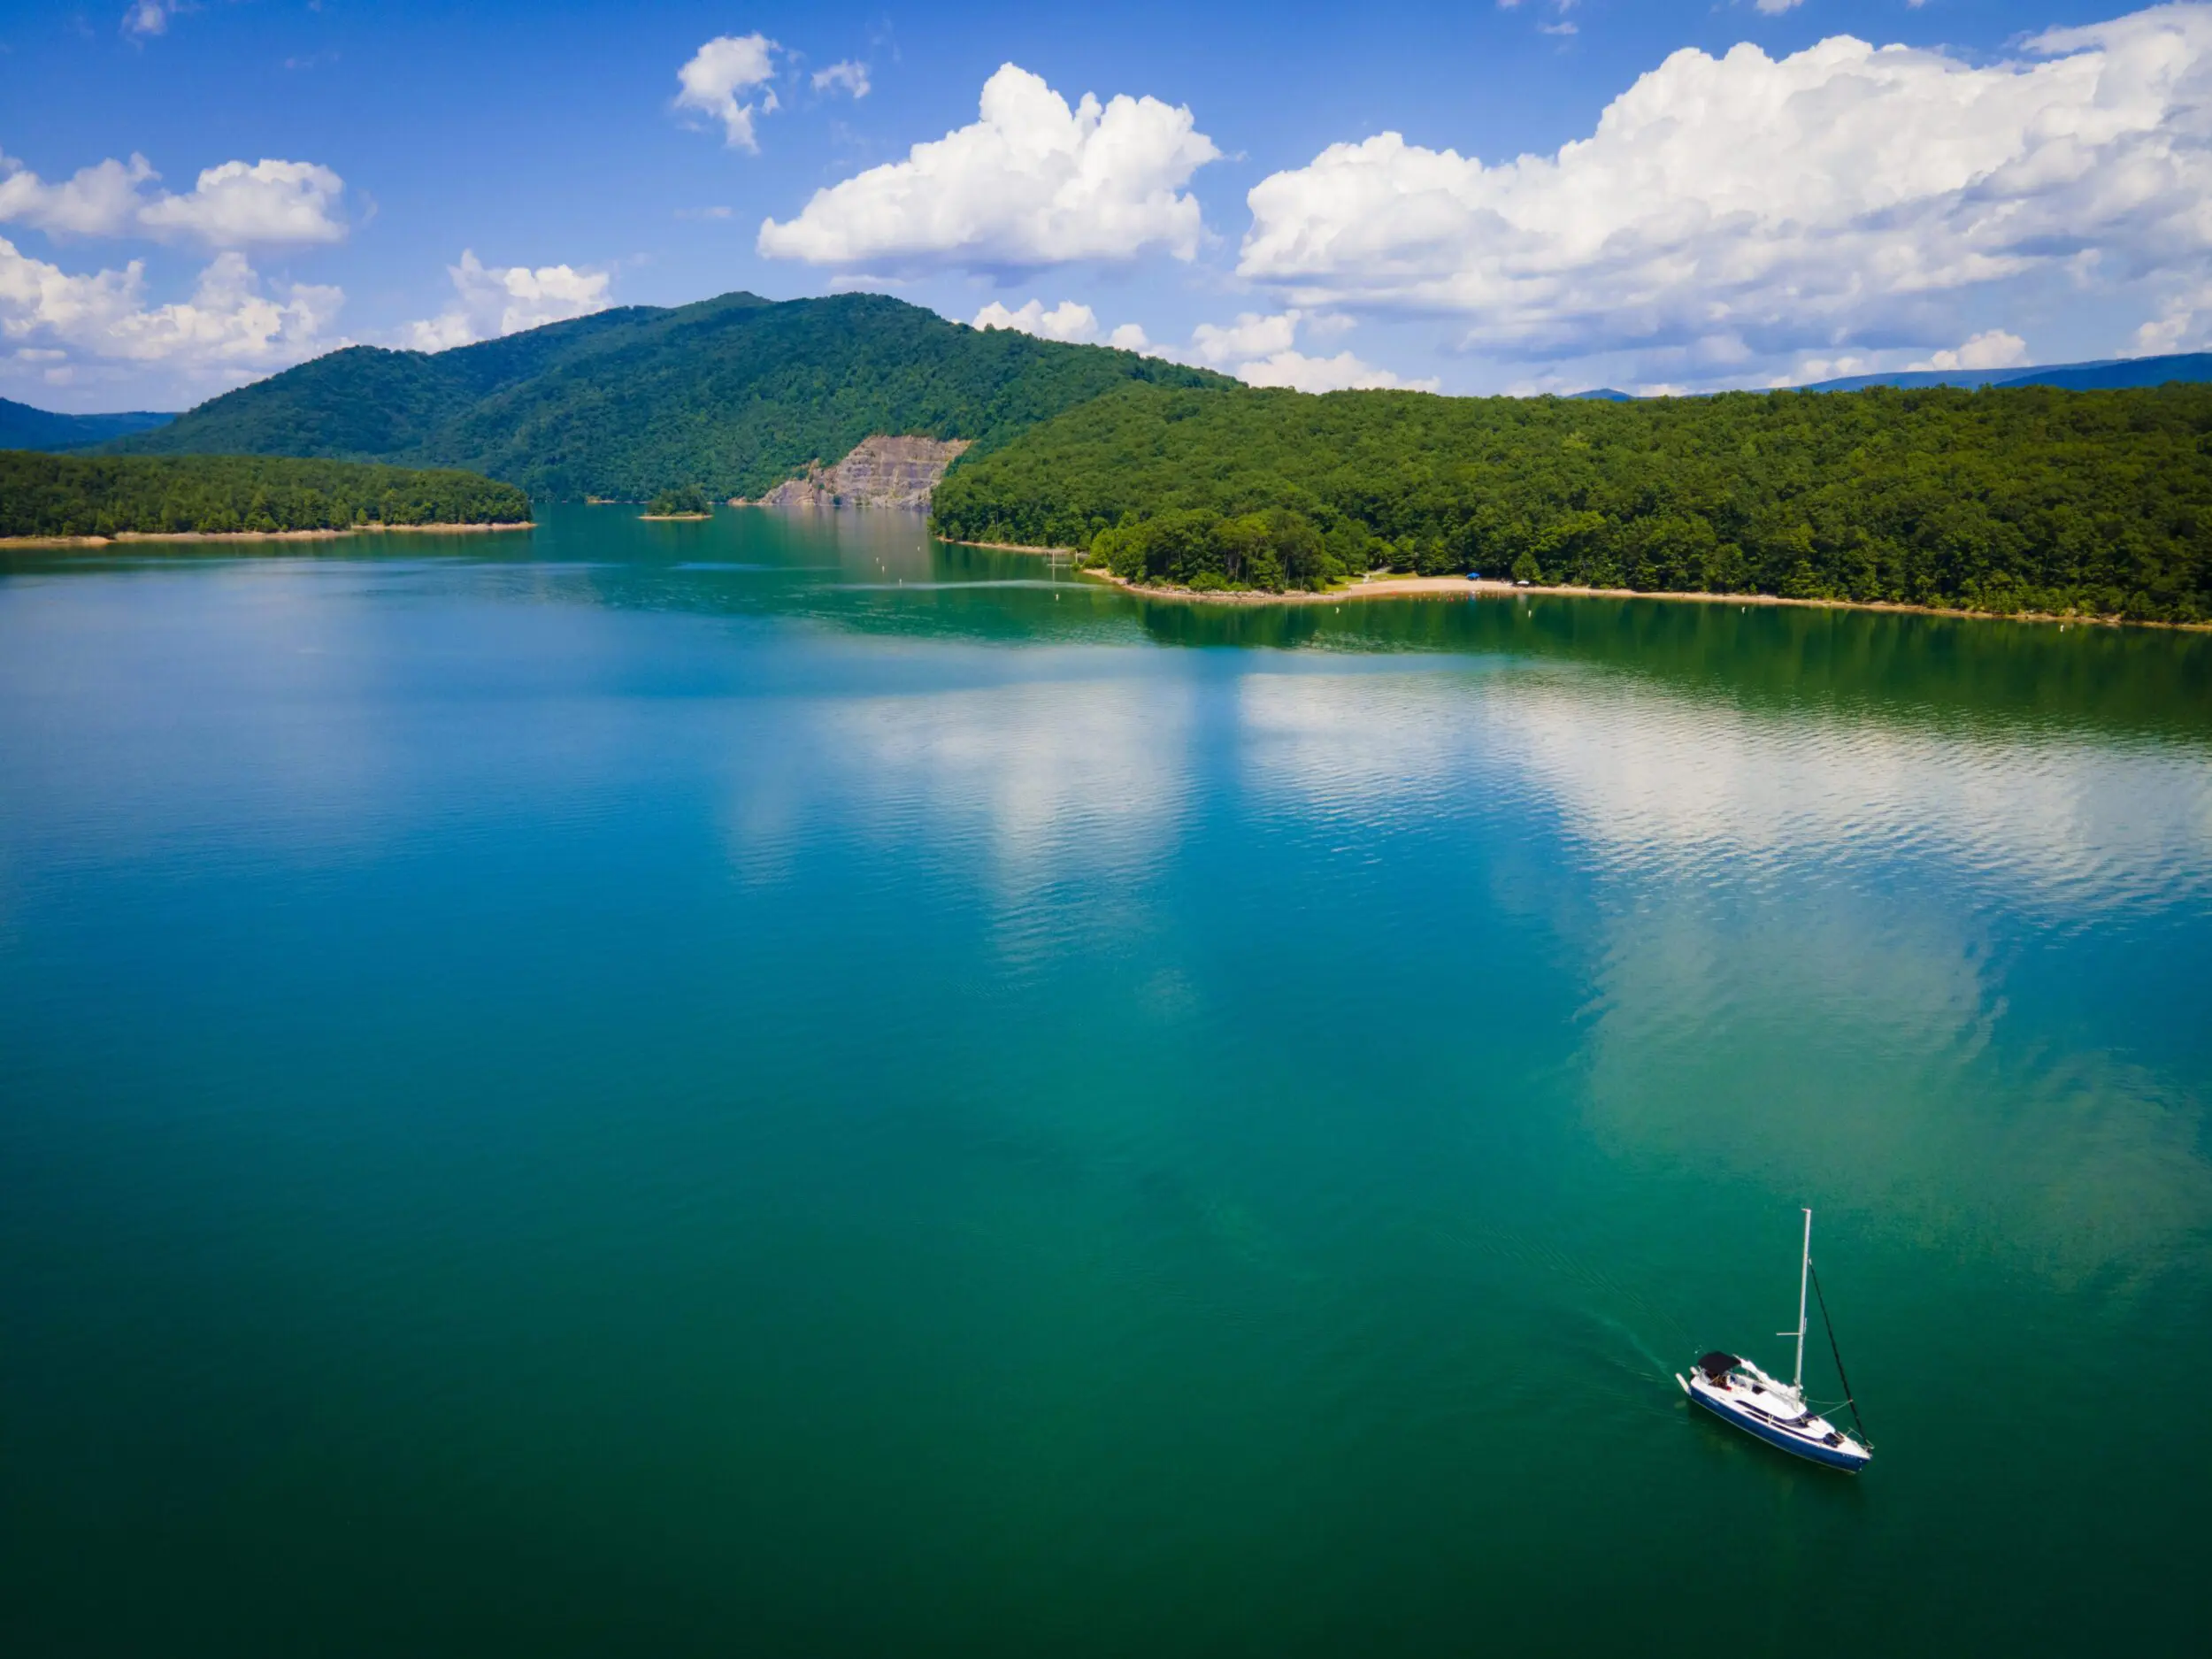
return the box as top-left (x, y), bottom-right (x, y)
top-left (931, 381), bottom-right (2212, 624)
top-left (112, 291), bottom-right (1228, 501)
top-left (1, 452), bottom-right (531, 539)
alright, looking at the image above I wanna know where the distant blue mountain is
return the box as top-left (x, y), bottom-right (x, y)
top-left (1798, 351), bottom-right (2212, 393)
top-left (1798, 366), bottom-right (2041, 392)
top-left (0, 397), bottom-right (176, 453)
top-left (1565, 352), bottom-right (2212, 401)
top-left (1991, 352), bottom-right (2212, 390)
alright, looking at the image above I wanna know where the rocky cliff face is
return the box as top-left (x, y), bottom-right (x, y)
top-left (746, 435), bottom-right (972, 511)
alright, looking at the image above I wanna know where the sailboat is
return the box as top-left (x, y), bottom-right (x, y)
top-left (1677, 1209), bottom-right (1872, 1472)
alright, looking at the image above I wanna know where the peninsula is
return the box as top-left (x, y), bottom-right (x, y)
top-left (933, 380), bottom-right (2212, 626)
top-left (1, 452), bottom-right (531, 545)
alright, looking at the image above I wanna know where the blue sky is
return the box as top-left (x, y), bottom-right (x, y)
top-left (4, 0), bottom-right (2207, 410)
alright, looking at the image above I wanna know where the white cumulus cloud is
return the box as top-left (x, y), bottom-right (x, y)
top-left (758, 63), bottom-right (1220, 271)
top-left (812, 60), bottom-right (871, 99)
top-left (972, 297), bottom-right (1101, 342)
top-left (0, 235), bottom-right (342, 400)
top-left (676, 34), bottom-right (780, 151)
top-left (969, 296), bottom-right (1426, 388)
top-left (971, 297), bottom-right (1172, 356)
top-left (1236, 349), bottom-right (1435, 393)
top-left (1190, 310), bottom-right (1301, 366)
top-left (0, 153), bottom-right (157, 237)
top-left (2131, 280), bottom-right (2212, 352)
top-left (0, 152), bottom-right (347, 247)
top-left (977, 298), bottom-right (1436, 388)
top-left (1240, 4), bottom-right (2212, 376)
top-left (399, 250), bottom-right (612, 351)
top-left (136, 159), bottom-right (348, 247)
top-left (1184, 308), bottom-right (1437, 391)
top-left (1911, 329), bottom-right (2032, 372)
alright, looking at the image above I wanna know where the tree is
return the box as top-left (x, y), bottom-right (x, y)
top-left (648, 483), bottom-right (711, 517)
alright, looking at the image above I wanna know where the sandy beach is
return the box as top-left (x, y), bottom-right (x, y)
top-left (944, 544), bottom-right (2199, 631)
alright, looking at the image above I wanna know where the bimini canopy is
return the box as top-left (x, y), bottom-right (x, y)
top-left (1697, 1352), bottom-right (1740, 1380)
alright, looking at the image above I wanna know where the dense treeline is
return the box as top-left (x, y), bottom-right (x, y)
top-left (114, 292), bottom-right (1229, 502)
top-left (0, 451), bottom-right (532, 539)
top-left (1090, 507), bottom-right (1335, 592)
top-left (933, 381), bottom-right (2212, 622)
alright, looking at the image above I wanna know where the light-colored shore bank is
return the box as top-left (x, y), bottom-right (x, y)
top-left (943, 540), bottom-right (2202, 631)
top-left (945, 537), bottom-right (1074, 554)
top-left (0, 522), bottom-right (534, 549)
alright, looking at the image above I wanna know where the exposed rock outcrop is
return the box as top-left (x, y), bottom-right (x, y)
top-left (746, 434), bottom-right (972, 511)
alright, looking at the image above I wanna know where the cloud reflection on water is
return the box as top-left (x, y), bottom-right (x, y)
top-left (1233, 664), bottom-right (2212, 1284)
top-left (719, 673), bottom-right (1194, 964)
top-left (1236, 666), bottom-right (2212, 915)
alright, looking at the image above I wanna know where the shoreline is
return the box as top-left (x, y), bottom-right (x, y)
top-left (0, 522), bottom-right (534, 549)
top-left (951, 542), bottom-right (2201, 632)
top-left (640, 513), bottom-right (712, 521)
top-left (943, 536), bottom-right (1076, 553)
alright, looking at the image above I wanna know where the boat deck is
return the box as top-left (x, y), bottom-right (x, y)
top-left (1678, 1359), bottom-right (1870, 1471)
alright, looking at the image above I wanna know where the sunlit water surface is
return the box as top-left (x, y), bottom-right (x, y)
top-left (4, 506), bottom-right (2208, 1655)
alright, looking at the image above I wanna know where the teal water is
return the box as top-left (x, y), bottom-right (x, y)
top-left (3, 505), bottom-right (2208, 1655)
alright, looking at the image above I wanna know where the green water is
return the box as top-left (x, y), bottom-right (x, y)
top-left (3, 506), bottom-right (2208, 1655)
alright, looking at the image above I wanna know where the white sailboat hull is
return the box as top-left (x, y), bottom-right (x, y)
top-left (1677, 1357), bottom-right (1871, 1472)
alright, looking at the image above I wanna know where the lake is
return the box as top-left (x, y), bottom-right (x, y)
top-left (3, 504), bottom-right (2208, 1655)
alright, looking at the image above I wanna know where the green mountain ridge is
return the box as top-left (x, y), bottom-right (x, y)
top-left (113, 291), bottom-right (1229, 501)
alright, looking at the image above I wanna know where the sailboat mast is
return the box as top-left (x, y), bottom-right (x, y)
top-left (1794, 1208), bottom-right (1812, 1393)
